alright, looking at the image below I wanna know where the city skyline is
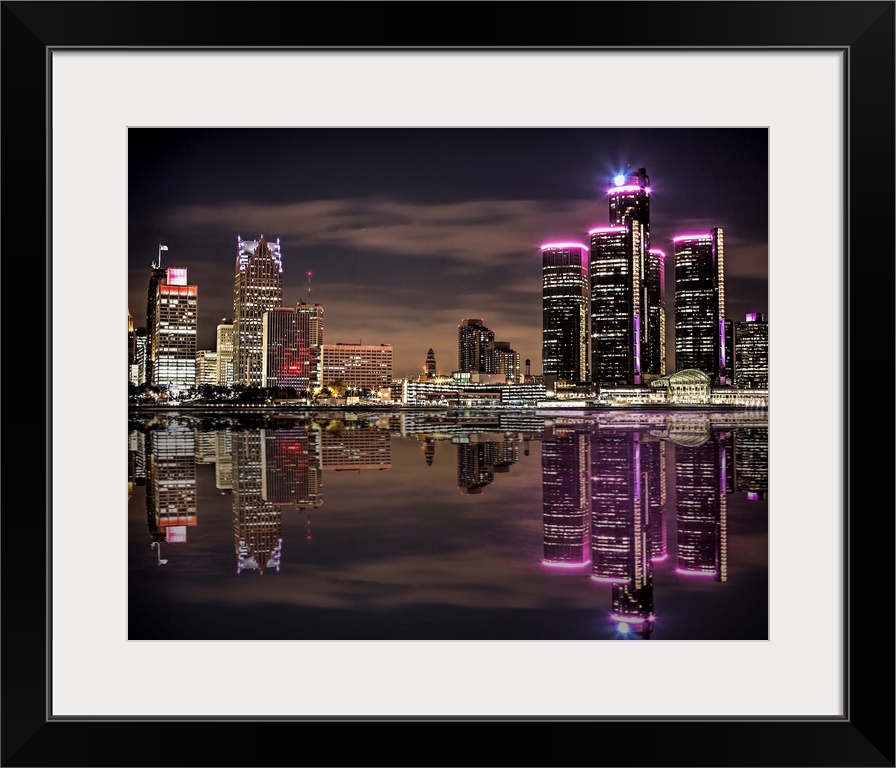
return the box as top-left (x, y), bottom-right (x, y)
top-left (128, 128), bottom-right (768, 380)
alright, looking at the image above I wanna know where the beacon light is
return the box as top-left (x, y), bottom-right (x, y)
top-left (588, 226), bottom-right (626, 235)
top-left (540, 242), bottom-right (588, 250)
top-left (614, 174), bottom-right (626, 186)
top-left (607, 185), bottom-right (651, 195)
top-left (672, 233), bottom-right (712, 242)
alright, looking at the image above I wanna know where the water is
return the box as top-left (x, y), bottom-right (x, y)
top-left (128, 409), bottom-right (768, 640)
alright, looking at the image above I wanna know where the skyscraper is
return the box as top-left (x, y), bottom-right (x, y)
top-left (541, 243), bottom-right (589, 386)
top-left (673, 228), bottom-right (728, 383)
top-left (215, 321), bottom-right (234, 387)
top-left (262, 307), bottom-right (310, 392)
top-left (150, 267), bottom-right (197, 390)
top-left (144, 263), bottom-right (168, 386)
top-left (233, 235), bottom-right (283, 387)
top-left (296, 301), bottom-right (324, 390)
top-left (425, 348), bottom-right (437, 378)
top-left (457, 319), bottom-right (495, 373)
top-left (734, 312), bottom-right (769, 389)
top-left (589, 225), bottom-right (642, 385)
top-left (590, 168), bottom-right (664, 385)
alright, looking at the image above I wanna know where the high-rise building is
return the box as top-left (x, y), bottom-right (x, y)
top-left (321, 343), bottom-right (393, 391)
top-left (673, 228), bottom-right (728, 383)
top-left (541, 243), bottom-right (589, 386)
top-left (486, 341), bottom-right (521, 383)
top-left (734, 312), bottom-right (769, 389)
top-left (425, 348), bottom-right (437, 378)
top-left (262, 307), bottom-right (311, 392)
top-left (296, 301), bottom-right (324, 389)
top-left (233, 235), bottom-right (283, 387)
top-left (590, 168), bottom-right (664, 385)
top-left (457, 319), bottom-right (495, 373)
top-left (589, 225), bottom-right (643, 385)
top-left (133, 327), bottom-right (148, 386)
top-left (541, 423), bottom-right (591, 568)
top-left (144, 264), bottom-right (168, 386)
top-left (215, 322), bottom-right (234, 387)
top-left (195, 350), bottom-right (218, 386)
top-left (150, 267), bottom-right (198, 390)
top-left (128, 310), bottom-right (136, 382)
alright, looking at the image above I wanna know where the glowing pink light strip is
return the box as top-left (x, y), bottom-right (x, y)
top-left (672, 233), bottom-right (712, 242)
top-left (542, 560), bottom-right (590, 568)
top-left (607, 185), bottom-right (651, 195)
top-left (648, 249), bottom-right (666, 258)
top-left (541, 242), bottom-right (588, 251)
top-left (650, 553), bottom-right (668, 562)
top-left (590, 575), bottom-right (623, 584)
top-left (588, 226), bottom-right (626, 235)
top-left (610, 614), bottom-right (656, 623)
top-left (675, 568), bottom-right (716, 577)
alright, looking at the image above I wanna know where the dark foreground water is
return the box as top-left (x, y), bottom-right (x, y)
top-left (128, 408), bottom-right (768, 640)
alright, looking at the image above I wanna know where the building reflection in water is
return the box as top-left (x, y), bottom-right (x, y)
top-left (130, 411), bottom-right (766, 638)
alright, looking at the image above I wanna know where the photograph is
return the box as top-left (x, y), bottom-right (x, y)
top-left (4, 0), bottom-right (893, 764)
top-left (127, 127), bottom-right (771, 642)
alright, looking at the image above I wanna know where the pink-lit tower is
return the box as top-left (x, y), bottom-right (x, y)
top-left (541, 243), bottom-right (589, 386)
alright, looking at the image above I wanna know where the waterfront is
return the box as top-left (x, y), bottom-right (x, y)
top-left (128, 408), bottom-right (767, 641)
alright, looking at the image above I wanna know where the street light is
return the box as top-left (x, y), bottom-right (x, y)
top-left (150, 541), bottom-right (168, 566)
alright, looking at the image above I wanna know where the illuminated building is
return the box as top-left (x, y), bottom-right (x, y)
top-left (589, 225), bottom-right (643, 385)
top-left (261, 427), bottom-right (321, 507)
top-left (150, 267), bottom-right (197, 390)
top-left (321, 343), bottom-right (393, 391)
top-left (144, 263), bottom-right (168, 386)
top-left (148, 422), bottom-right (197, 544)
top-left (608, 167), bottom-right (650, 243)
top-left (486, 341), bottom-right (521, 383)
top-left (425, 348), bottom-right (437, 378)
top-left (233, 235), bottom-right (283, 387)
top-left (645, 249), bottom-right (667, 377)
top-left (674, 430), bottom-right (729, 582)
top-left (734, 425), bottom-right (768, 500)
top-left (215, 322), bottom-right (234, 387)
top-left (541, 243), bottom-right (589, 386)
top-left (128, 310), bottom-right (136, 381)
top-left (458, 319), bottom-right (495, 373)
top-left (319, 425), bottom-right (391, 470)
top-left (734, 312), bottom-right (769, 389)
top-left (195, 350), bottom-right (218, 387)
top-left (296, 301), bottom-right (324, 389)
top-left (262, 307), bottom-right (310, 391)
top-left (673, 228), bottom-right (729, 383)
top-left (132, 327), bottom-right (147, 386)
top-left (232, 429), bottom-right (282, 574)
top-left (541, 423), bottom-right (591, 567)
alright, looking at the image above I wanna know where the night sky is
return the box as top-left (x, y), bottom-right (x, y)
top-left (128, 128), bottom-right (768, 379)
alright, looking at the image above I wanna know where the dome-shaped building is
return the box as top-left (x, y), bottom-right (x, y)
top-left (649, 369), bottom-right (711, 403)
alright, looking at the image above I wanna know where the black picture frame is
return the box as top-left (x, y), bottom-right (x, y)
top-left (3, 2), bottom-right (893, 766)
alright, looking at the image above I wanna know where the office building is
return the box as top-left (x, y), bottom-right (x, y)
top-left (321, 343), bottom-right (393, 391)
top-left (150, 267), bottom-right (197, 390)
top-left (458, 319), bottom-right (495, 373)
top-left (144, 263), bottom-right (168, 386)
top-left (673, 228), bottom-right (729, 383)
top-left (541, 243), bottom-right (589, 386)
top-left (262, 307), bottom-right (311, 391)
top-left (215, 322), bottom-right (234, 387)
top-left (486, 341), bottom-right (521, 383)
top-left (644, 249), bottom-right (667, 377)
top-left (734, 313), bottom-right (769, 389)
top-left (233, 235), bottom-right (283, 387)
top-left (195, 350), bottom-right (218, 387)
top-left (296, 301), bottom-right (324, 389)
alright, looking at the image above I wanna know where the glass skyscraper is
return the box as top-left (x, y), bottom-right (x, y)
top-left (541, 243), bottom-right (589, 386)
top-left (233, 235), bottom-right (283, 387)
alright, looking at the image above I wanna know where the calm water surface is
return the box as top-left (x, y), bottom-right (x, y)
top-left (128, 409), bottom-right (768, 640)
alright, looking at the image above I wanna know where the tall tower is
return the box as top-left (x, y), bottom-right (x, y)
top-left (673, 228), bottom-right (727, 383)
top-left (215, 321), bottom-right (234, 387)
top-left (425, 348), bottom-right (437, 378)
top-left (296, 301), bottom-right (324, 390)
top-left (144, 264), bottom-right (168, 386)
top-left (589, 225), bottom-right (642, 385)
top-left (262, 307), bottom-right (310, 392)
top-left (541, 243), bottom-right (589, 386)
top-left (592, 167), bottom-right (664, 384)
top-left (233, 235), bottom-right (283, 387)
top-left (150, 267), bottom-right (198, 390)
top-left (457, 319), bottom-right (495, 373)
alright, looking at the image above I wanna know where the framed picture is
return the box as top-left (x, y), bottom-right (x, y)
top-left (6, 1), bottom-right (893, 765)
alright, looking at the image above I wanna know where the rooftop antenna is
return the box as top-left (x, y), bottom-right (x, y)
top-left (308, 271), bottom-right (312, 302)
top-left (155, 243), bottom-right (168, 269)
